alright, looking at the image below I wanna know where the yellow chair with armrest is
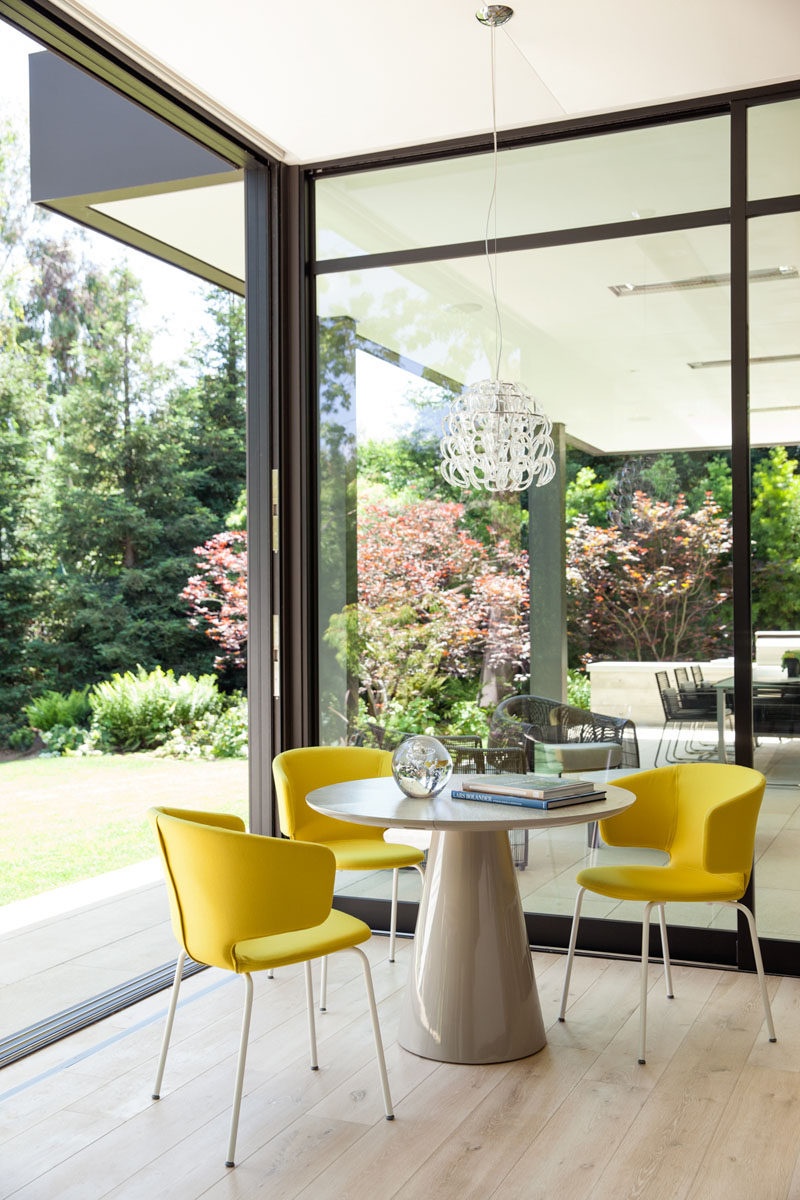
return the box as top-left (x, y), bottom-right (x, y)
top-left (149, 806), bottom-right (393, 1168)
top-left (558, 764), bottom-right (776, 1064)
top-left (272, 747), bottom-right (425, 1003)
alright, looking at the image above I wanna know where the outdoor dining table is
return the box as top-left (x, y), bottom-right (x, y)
top-left (307, 775), bottom-right (635, 1065)
top-left (713, 667), bottom-right (800, 759)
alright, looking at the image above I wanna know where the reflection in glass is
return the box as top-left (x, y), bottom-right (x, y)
top-left (317, 225), bottom-right (740, 928)
top-left (749, 99), bottom-right (800, 202)
top-left (749, 213), bottom-right (800, 943)
top-left (316, 116), bottom-right (729, 259)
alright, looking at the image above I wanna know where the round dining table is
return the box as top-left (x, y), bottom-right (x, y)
top-left (307, 776), bottom-right (635, 1065)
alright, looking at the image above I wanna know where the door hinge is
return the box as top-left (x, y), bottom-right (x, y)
top-left (272, 614), bottom-right (280, 697)
top-left (271, 468), bottom-right (279, 553)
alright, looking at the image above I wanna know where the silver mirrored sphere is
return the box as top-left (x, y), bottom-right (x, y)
top-left (391, 735), bottom-right (453, 799)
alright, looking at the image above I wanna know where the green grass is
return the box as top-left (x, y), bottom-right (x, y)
top-left (0, 754), bottom-right (248, 905)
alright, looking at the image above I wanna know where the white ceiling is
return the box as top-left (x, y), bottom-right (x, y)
top-left (51, 0), bottom-right (800, 164)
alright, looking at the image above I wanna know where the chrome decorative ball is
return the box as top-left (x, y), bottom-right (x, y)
top-left (391, 735), bottom-right (453, 799)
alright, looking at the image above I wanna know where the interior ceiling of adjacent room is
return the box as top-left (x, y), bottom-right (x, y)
top-left (318, 213), bottom-right (800, 455)
top-left (47, 0), bottom-right (800, 163)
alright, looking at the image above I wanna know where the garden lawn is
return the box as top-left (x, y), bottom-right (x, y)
top-left (0, 754), bottom-right (248, 904)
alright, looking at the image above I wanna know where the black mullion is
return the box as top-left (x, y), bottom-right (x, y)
top-left (314, 207), bottom-right (730, 276)
top-left (245, 165), bottom-right (275, 837)
top-left (730, 99), bottom-right (756, 968)
top-left (747, 194), bottom-right (800, 218)
top-left (276, 163), bottom-right (314, 753)
top-left (305, 171), bottom-right (321, 746)
top-left (730, 105), bottom-right (753, 770)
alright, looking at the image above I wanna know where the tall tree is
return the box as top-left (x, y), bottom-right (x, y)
top-left (38, 266), bottom-right (220, 685)
top-left (0, 120), bottom-right (53, 734)
top-left (176, 290), bottom-right (246, 522)
top-left (0, 315), bottom-right (49, 738)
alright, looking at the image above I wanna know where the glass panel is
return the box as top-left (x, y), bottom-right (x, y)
top-left (526, 229), bottom-right (734, 930)
top-left (749, 99), bottom-right (800, 202)
top-left (317, 223), bottom-right (735, 927)
top-left (316, 116), bottom-right (729, 260)
top-left (0, 17), bottom-right (248, 1034)
top-left (750, 211), bottom-right (800, 943)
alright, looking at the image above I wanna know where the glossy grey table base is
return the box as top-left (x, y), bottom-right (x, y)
top-left (400, 828), bottom-right (545, 1063)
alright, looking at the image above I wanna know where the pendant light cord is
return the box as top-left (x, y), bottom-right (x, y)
top-left (484, 24), bottom-right (503, 382)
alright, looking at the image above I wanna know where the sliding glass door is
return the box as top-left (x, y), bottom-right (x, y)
top-left (311, 90), bottom-right (800, 969)
top-left (747, 100), bottom-right (800, 952)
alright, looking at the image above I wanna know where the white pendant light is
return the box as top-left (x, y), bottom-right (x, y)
top-left (440, 5), bottom-right (556, 492)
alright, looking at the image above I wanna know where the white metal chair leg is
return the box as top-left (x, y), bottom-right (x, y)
top-left (559, 886), bottom-right (586, 1021)
top-left (152, 949), bottom-right (185, 1099)
top-left (657, 904), bottom-right (674, 999)
top-left (267, 969), bottom-right (274, 979)
top-left (304, 960), bottom-right (319, 1069)
top-left (319, 955), bottom-right (328, 1012)
top-left (349, 945), bottom-right (393, 1119)
top-left (731, 901), bottom-right (777, 1042)
top-left (389, 868), bottom-right (399, 962)
top-left (639, 902), bottom-right (654, 1064)
top-left (225, 973), bottom-right (254, 1168)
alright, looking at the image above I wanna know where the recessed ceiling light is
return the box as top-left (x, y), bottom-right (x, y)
top-left (610, 266), bottom-right (798, 298)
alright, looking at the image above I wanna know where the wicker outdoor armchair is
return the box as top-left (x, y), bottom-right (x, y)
top-left (488, 693), bottom-right (640, 775)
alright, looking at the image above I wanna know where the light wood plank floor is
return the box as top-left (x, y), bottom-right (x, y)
top-left (0, 939), bottom-right (797, 1200)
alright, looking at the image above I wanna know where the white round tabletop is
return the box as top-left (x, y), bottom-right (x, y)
top-left (307, 775), bottom-right (635, 833)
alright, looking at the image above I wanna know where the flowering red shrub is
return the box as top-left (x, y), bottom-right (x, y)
top-left (337, 499), bottom-right (529, 717)
top-left (567, 491), bottom-right (732, 663)
top-left (181, 530), bottom-right (247, 668)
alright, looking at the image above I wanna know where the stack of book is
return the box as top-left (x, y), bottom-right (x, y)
top-left (451, 772), bottom-right (606, 809)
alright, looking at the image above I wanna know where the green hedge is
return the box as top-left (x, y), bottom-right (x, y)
top-left (24, 667), bottom-right (247, 758)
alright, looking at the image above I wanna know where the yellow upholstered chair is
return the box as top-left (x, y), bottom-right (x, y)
top-left (272, 747), bottom-right (425, 987)
top-left (558, 764), bottom-right (776, 1064)
top-left (149, 807), bottom-right (393, 1168)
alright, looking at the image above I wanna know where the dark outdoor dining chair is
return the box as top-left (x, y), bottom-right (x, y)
top-left (654, 670), bottom-right (722, 766)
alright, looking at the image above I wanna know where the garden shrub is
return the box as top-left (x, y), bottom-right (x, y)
top-left (89, 665), bottom-right (225, 751)
top-left (8, 726), bottom-right (35, 751)
top-left (156, 694), bottom-right (248, 759)
top-left (351, 690), bottom-right (492, 746)
top-left (25, 687), bottom-right (91, 733)
top-left (567, 668), bottom-right (591, 710)
top-left (39, 724), bottom-right (105, 757)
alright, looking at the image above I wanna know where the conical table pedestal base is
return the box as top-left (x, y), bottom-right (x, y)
top-left (399, 829), bottom-right (545, 1063)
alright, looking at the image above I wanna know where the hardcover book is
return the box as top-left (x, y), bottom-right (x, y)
top-left (462, 772), bottom-right (598, 800)
top-left (451, 787), bottom-right (605, 809)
